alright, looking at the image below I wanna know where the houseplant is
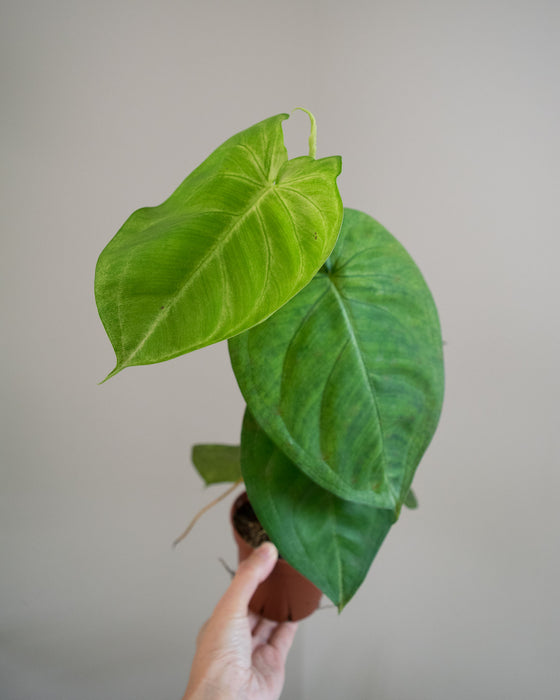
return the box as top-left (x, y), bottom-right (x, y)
top-left (95, 110), bottom-right (444, 616)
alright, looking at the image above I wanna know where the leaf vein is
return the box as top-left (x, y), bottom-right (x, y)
top-left (234, 143), bottom-right (268, 180)
top-left (277, 185), bottom-right (329, 228)
top-left (326, 278), bottom-right (394, 499)
top-left (122, 186), bottom-right (273, 366)
top-left (272, 189), bottom-right (304, 280)
top-left (254, 204), bottom-right (271, 309)
top-left (221, 171), bottom-right (263, 188)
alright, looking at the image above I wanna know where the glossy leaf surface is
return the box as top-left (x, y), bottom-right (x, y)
top-left (95, 113), bottom-right (343, 380)
top-left (191, 444), bottom-right (241, 485)
top-left (230, 208), bottom-right (444, 510)
top-left (241, 410), bottom-right (394, 609)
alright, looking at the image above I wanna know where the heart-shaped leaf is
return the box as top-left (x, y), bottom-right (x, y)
top-left (229, 208), bottom-right (444, 510)
top-left (241, 410), bottom-right (395, 610)
top-left (95, 112), bottom-right (343, 380)
top-left (191, 444), bottom-right (241, 485)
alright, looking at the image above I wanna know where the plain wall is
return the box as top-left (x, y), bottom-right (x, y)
top-left (2, 1), bottom-right (559, 698)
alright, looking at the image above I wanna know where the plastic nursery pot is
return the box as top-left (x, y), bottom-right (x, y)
top-left (231, 491), bottom-right (322, 622)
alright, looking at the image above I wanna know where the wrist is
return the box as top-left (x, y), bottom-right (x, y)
top-left (183, 678), bottom-right (234, 700)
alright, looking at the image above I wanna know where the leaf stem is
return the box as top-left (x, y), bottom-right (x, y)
top-left (293, 107), bottom-right (317, 159)
top-left (172, 478), bottom-right (243, 548)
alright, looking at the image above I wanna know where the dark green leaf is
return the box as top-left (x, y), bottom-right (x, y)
top-left (229, 208), bottom-right (444, 510)
top-left (241, 409), bottom-right (395, 610)
top-left (191, 444), bottom-right (241, 485)
top-left (95, 112), bottom-right (343, 381)
top-left (404, 488), bottom-right (418, 509)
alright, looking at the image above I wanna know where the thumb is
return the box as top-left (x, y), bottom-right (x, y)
top-left (216, 542), bottom-right (278, 617)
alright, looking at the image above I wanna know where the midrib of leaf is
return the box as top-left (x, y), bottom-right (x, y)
top-left (326, 275), bottom-right (395, 503)
top-left (116, 184), bottom-right (275, 372)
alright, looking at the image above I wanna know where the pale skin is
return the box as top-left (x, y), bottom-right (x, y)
top-left (183, 542), bottom-right (298, 700)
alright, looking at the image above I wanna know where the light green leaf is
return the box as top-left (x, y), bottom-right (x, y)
top-left (241, 409), bottom-right (395, 610)
top-left (191, 444), bottom-right (241, 485)
top-left (95, 112), bottom-right (343, 380)
top-left (229, 208), bottom-right (444, 510)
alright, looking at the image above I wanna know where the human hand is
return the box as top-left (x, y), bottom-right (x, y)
top-left (182, 542), bottom-right (298, 700)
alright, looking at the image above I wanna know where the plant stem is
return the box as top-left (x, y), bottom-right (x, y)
top-left (172, 478), bottom-right (243, 548)
top-left (293, 107), bottom-right (317, 159)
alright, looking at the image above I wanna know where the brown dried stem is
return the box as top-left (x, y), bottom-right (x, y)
top-left (172, 478), bottom-right (243, 548)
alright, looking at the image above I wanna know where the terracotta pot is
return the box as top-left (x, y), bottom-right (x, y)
top-left (230, 491), bottom-right (322, 622)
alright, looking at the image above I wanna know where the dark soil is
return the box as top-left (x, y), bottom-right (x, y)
top-left (233, 500), bottom-right (271, 548)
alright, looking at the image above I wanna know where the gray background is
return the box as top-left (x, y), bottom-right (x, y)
top-left (2, 1), bottom-right (559, 698)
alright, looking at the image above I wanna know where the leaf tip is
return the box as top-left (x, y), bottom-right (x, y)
top-left (403, 487), bottom-right (419, 510)
top-left (98, 364), bottom-right (122, 385)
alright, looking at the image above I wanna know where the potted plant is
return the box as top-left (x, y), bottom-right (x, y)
top-left (94, 110), bottom-right (444, 621)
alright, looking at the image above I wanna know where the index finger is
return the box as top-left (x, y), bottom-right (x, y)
top-left (215, 542), bottom-right (278, 618)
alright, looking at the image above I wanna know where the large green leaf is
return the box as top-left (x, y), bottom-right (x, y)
top-left (191, 444), bottom-right (241, 485)
top-left (229, 208), bottom-right (444, 510)
top-left (95, 112), bottom-right (343, 380)
top-left (241, 410), bottom-right (395, 610)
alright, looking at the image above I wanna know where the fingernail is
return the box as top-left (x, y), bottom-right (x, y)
top-left (256, 542), bottom-right (277, 560)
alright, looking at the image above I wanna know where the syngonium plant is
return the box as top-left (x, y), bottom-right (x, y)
top-left (95, 110), bottom-right (444, 611)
